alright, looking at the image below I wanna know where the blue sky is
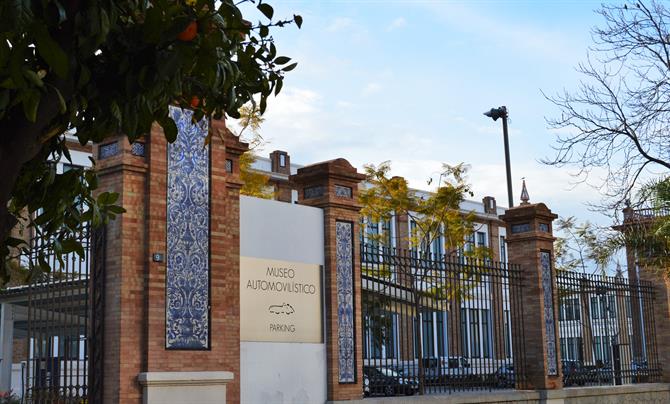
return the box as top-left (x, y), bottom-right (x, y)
top-left (246, 0), bottom-right (614, 225)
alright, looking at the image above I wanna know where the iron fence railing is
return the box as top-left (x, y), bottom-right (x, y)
top-left (360, 243), bottom-right (526, 397)
top-left (21, 225), bottom-right (94, 404)
top-left (556, 271), bottom-right (661, 387)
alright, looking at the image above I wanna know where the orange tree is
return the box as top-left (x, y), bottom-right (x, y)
top-left (0, 0), bottom-right (301, 278)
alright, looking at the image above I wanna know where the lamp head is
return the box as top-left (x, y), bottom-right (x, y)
top-left (483, 106), bottom-right (508, 121)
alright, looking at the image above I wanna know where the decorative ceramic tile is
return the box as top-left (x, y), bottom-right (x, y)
top-left (541, 251), bottom-right (558, 375)
top-left (335, 185), bottom-right (353, 199)
top-left (511, 223), bottom-right (531, 234)
top-left (99, 142), bottom-right (119, 159)
top-left (304, 185), bottom-right (325, 199)
top-left (131, 142), bottom-right (145, 157)
top-left (336, 221), bottom-right (355, 383)
top-left (166, 106), bottom-right (210, 350)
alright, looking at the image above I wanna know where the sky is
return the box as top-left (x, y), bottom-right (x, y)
top-left (242, 0), bottom-right (617, 227)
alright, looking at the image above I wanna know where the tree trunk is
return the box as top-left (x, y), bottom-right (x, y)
top-left (0, 83), bottom-right (72, 253)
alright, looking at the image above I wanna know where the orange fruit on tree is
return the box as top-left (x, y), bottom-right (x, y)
top-left (190, 96), bottom-right (200, 108)
top-left (177, 21), bottom-right (198, 41)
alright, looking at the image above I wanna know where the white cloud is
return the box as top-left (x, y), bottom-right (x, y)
top-left (327, 17), bottom-right (353, 32)
top-left (361, 82), bottom-right (382, 96)
top-left (387, 17), bottom-right (407, 31)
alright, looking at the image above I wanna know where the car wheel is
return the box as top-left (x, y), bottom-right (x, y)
top-left (384, 385), bottom-right (394, 396)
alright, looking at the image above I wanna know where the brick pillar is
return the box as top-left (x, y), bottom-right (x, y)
top-left (500, 202), bottom-right (562, 390)
top-left (95, 135), bottom-right (148, 404)
top-left (291, 159), bottom-right (366, 401)
top-left (96, 110), bottom-right (247, 404)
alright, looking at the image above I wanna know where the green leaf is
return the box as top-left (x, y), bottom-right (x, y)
top-left (21, 89), bottom-right (41, 122)
top-left (23, 70), bottom-right (44, 87)
top-left (257, 3), bottom-right (274, 20)
top-left (282, 62), bottom-right (298, 72)
top-left (32, 24), bottom-right (69, 78)
top-left (53, 86), bottom-right (67, 114)
top-left (259, 25), bottom-right (269, 38)
top-left (294, 14), bottom-right (303, 29)
top-left (274, 56), bottom-right (291, 65)
top-left (274, 77), bottom-right (283, 96)
top-left (160, 115), bottom-right (178, 143)
top-left (110, 100), bottom-right (122, 123)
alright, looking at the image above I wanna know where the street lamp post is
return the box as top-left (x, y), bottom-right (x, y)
top-left (483, 106), bottom-right (514, 208)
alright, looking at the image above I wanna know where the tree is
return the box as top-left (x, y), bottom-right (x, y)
top-left (359, 161), bottom-right (490, 394)
top-left (622, 177), bottom-right (670, 273)
top-left (234, 104), bottom-right (274, 199)
top-left (544, 1), bottom-right (670, 212)
top-left (554, 216), bottom-right (620, 275)
top-left (0, 0), bottom-right (301, 278)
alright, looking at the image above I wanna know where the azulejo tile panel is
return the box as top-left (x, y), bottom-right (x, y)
top-left (334, 185), bottom-right (353, 199)
top-left (541, 251), bottom-right (558, 375)
top-left (336, 221), bottom-right (355, 383)
top-left (166, 106), bottom-right (210, 350)
top-left (99, 142), bottom-right (119, 159)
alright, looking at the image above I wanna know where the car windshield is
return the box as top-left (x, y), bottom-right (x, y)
top-left (379, 367), bottom-right (399, 377)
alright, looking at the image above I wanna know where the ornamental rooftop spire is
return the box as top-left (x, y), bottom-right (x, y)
top-left (520, 178), bottom-right (530, 205)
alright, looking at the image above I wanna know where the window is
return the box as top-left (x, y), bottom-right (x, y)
top-left (469, 309), bottom-right (480, 358)
top-left (560, 298), bottom-right (580, 321)
top-left (59, 336), bottom-right (81, 360)
top-left (607, 296), bottom-right (616, 318)
top-left (594, 336), bottom-right (611, 364)
top-left (591, 295), bottom-right (615, 320)
top-left (481, 309), bottom-right (491, 358)
top-left (363, 313), bottom-right (397, 359)
top-left (560, 337), bottom-right (583, 361)
top-left (436, 311), bottom-right (448, 357)
top-left (500, 236), bottom-right (507, 262)
top-left (476, 232), bottom-right (486, 247)
top-left (279, 153), bottom-right (286, 167)
top-left (422, 311), bottom-right (435, 358)
top-left (431, 233), bottom-right (444, 256)
top-left (460, 308), bottom-right (468, 358)
top-left (465, 234), bottom-right (475, 252)
top-left (591, 297), bottom-right (601, 319)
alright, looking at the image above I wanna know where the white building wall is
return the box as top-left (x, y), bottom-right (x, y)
top-left (239, 196), bottom-right (326, 404)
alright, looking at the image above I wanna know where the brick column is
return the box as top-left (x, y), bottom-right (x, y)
top-left (500, 202), bottom-right (562, 390)
top-left (291, 159), bottom-right (366, 401)
top-left (96, 110), bottom-right (247, 404)
top-left (95, 135), bottom-right (149, 404)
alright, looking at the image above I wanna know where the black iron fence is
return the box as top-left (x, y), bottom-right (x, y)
top-left (360, 243), bottom-right (526, 397)
top-left (556, 271), bottom-right (661, 387)
top-left (6, 225), bottom-right (102, 403)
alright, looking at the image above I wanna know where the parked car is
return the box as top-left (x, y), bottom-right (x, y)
top-left (363, 366), bottom-right (418, 396)
top-left (494, 364), bottom-right (515, 388)
top-left (399, 356), bottom-right (472, 384)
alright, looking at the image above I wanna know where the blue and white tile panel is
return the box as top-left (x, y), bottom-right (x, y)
top-left (336, 221), bottom-right (355, 383)
top-left (541, 251), bottom-right (558, 375)
top-left (166, 106), bottom-right (210, 349)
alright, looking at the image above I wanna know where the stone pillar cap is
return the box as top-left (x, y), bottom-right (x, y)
top-left (499, 202), bottom-right (557, 222)
top-left (291, 158), bottom-right (366, 184)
